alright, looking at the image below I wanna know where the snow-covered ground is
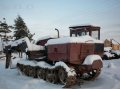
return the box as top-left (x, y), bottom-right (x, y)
top-left (0, 54), bottom-right (120, 89)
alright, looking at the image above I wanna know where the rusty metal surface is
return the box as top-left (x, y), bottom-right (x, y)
top-left (48, 44), bottom-right (68, 62)
top-left (27, 51), bottom-right (45, 60)
top-left (92, 60), bottom-right (103, 69)
top-left (48, 43), bottom-right (100, 65)
top-left (36, 39), bottom-right (49, 46)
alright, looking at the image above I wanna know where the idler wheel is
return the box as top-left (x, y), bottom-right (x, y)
top-left (26, 65), bottom-right (30, 76)
top-left (84, 68), bottom-right (101, 80)
top-left (29, 66), bottom-right (36, 77)
top-left (37, 68), bottom-right (46, 80)
top-left (58, 67), bottom-right (67, 84)
top-left (46, 69), bottom-right (58, 84)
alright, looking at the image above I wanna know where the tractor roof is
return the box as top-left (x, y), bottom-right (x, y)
top-left (69, 25), bottom-right (100, 31)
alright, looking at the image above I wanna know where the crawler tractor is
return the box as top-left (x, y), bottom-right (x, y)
top-left (7, 25), bottom-right (104, 88)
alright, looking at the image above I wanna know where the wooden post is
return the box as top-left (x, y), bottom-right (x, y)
top-left (5, 49), bottom-right (11, 69)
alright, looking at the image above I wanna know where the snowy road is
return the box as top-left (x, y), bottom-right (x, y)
top-left (0, 58), bottom-right (120, 89)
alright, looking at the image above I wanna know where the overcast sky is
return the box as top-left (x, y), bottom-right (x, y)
top-left (0, 0), bottom-right (120, 41)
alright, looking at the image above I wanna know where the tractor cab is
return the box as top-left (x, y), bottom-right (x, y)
top-left (69, 25), bottom-right (100, 40)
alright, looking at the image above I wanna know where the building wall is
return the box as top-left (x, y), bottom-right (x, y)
top-left (104, 39), bottom-right (120, 50)
top-left (112, 44), bottom-right (120, 50)
top-left (104, 39), bottom-right (112, 47)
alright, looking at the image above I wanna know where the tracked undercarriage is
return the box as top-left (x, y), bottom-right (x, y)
top-left (17, 59), bottom-right (102, 88)
top-left (17, 60), bottom-right (77, 88)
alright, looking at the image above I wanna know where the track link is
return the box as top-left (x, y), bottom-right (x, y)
top-left (17, 61), bottom-right (77, 88)
top-left (83, 69), bottom-right (101, 80)
top-left (17, 60), bottom-right (101, 88)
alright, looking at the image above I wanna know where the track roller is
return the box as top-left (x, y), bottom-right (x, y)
top-left (83, 68), bottom-right (101, 80)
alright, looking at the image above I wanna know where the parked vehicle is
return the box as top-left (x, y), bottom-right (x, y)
top-left (6, 25), bottom-right (104, 88)
top-left (103, 47), bottom-right (120, 60)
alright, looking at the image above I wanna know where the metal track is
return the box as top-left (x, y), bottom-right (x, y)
top-left (17, 61), bottom-right (101, 88)
top-left (17, 62), bottom-right (77, 88)
top-left (83, 69), bottom-right (101, 80)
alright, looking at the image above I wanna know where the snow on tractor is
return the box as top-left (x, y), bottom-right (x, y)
top-left (6, 25), bottom-right (104, 88)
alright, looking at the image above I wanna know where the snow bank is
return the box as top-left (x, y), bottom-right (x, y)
top-left (104, 47), bottom-right (112, 52)
top-left (111, 50), bottom-right (120, 56)
top-left (104, 52), bottom-right (114, 58)
top-left (17, 60), bottom-right (36, 67)
top-left (37, 61), bottom-right (52, 68)
top-left (83, 55), bottom-right (102, 65)
top-left (46, 35), bottom-right (103, 45)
